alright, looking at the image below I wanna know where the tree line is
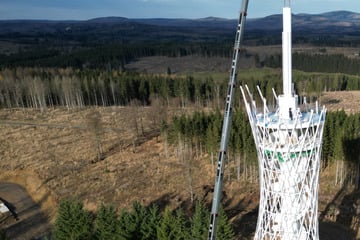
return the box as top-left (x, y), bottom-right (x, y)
top-left (2, 39), bottom-right (360, 74)
top-left (263, 53), bottom-right (360, 76)
top-left (51, 199), bottom-right (234, 240)
top-left (0, 68), bottom-right (222, 110)
top-left (167, 110), bottom-right (256, 164)
top-left (166, 109), bottom-right (360, 187)
top-left (249, 32), bottom-right (360, 48)
top-left (322, 111), bottom-right (360, 186)
top-left (1, 67), bottom-right (360, 110)
top-left (0, 42), bottom-right (233, 70)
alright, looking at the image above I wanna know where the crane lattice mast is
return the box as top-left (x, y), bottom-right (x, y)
top-left (207, 0), bottom-right (249, 239)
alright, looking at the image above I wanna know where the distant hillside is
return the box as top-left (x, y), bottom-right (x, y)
top-left (91, 11), bottom-right (360, 32)
top-left (134, 11), bottom-right (360, 32)
top-left (0, 11), bottom-right (359, 34)
top-left (0, 10), bottom-right (359, 64)
top-left (247, 11), bottom-right (360, 31)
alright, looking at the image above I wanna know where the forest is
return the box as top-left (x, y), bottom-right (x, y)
top-left (166, 109), bottom-right (360, 186)
top-left (1, 67), bottom-right (360, 110)
top-left (1, 42), bottom-right (360, 76)
top-left (51, 199), bottom-right (233, 240)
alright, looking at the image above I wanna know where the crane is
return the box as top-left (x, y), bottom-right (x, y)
top-left (207, 0), bottom-right (249, 239)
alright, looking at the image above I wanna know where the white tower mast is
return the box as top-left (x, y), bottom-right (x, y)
top-left (240, 1), bottom-right (326, 239)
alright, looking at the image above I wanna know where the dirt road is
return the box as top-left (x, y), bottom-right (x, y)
top-left (0, 182), bottom-right (51, 240)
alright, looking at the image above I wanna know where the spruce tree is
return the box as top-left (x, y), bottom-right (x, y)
top-left (117, 202), bottom-right (147, 240)
top-left (53, 199), bottom-right (94, 240)
top-left (95, 204), bottom-right (119, 240)
top-left (157, 207), bottom-right (189, 240)
top-left (117, 210), bottom-right (133, 240)
top-left (130, 201), bottom-right (148, 239)
top-left (190, 200), bottom-right (209, 240)
top-left (157, 208), bottom-right (175, 240)
top-left (216, 207), bottom-right (235, 240)
top-left (173, 209), bottom-right (190, 240)
top-left (140, 205), bottom-right (160, 240)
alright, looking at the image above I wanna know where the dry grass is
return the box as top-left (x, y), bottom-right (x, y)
top-left (0, 101), bottom-right (359, 239)
top-left (322, 91), bottom-right (360, 114)
top-left (0, 107), bottom-right (220, 215)
top-left (125, 55), bottom-right (255, 74)
top-left (0, 106), bottom-right (261, 239)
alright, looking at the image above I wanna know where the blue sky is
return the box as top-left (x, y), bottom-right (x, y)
top-left (0, 0), bottom-right (358, 20)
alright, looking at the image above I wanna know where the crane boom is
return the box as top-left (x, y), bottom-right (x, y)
top-left (207, 0), bottom-right (249, 239)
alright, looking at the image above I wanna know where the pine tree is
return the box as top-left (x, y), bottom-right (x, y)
top-left (53, 199), bottom-right (94, 240)
top-left (130, 201), bottom-right (148, 239)
top-left (173, 209), bottom-right (190, 240)
top-left (322, 112), bottom-right (335, 164)
top-left (157, 208), bottom-right (175, 240)
top-left (190, 200), bottom-right (209, 240)
top-left (117, 201), bottom-right (147, 240)
top-left (157, 207), bottom-right (190, 240)
top-left (140, 205), bottom-right (160, 240)
top-left (117, 210), bottom-right (134, 240)
top-left (95, 204), bottom-right (119, 240)
top-left (216, 207), bottom-right (235, 240)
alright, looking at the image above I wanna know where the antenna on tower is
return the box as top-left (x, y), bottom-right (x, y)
top-left (282, 0), bottom-right (292, 97)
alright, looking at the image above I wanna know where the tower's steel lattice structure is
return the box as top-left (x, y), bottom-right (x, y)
top-left (241, 1), bottom-right (326, 239)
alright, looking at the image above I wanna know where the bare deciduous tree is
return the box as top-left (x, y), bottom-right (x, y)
top-left (86, 109), bottom-right (104, 162)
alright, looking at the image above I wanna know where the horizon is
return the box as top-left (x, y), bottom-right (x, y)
top-left (0, 9), bottom-right (359, 22)
top-left (1, 0), bottom-right (360, 21)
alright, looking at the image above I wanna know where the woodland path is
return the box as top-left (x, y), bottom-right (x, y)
top-left (0, 182), bottom-right (51, 240)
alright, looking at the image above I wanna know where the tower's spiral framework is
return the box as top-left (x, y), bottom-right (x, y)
top-left (240, 2), bottom-right (326, 240)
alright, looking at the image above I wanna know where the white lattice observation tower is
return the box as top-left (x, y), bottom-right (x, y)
top-left (240, 2), bottom-right (327, 240)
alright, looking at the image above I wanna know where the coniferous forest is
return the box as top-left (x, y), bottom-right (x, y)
top-left (52, 199), bottom-right (234, 240)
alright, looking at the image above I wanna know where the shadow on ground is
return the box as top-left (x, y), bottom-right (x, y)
top-left (0, 182), bottom-right (51, 240)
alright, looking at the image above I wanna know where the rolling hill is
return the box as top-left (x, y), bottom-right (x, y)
top-left (0, 11), bottom-right (359, 36)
